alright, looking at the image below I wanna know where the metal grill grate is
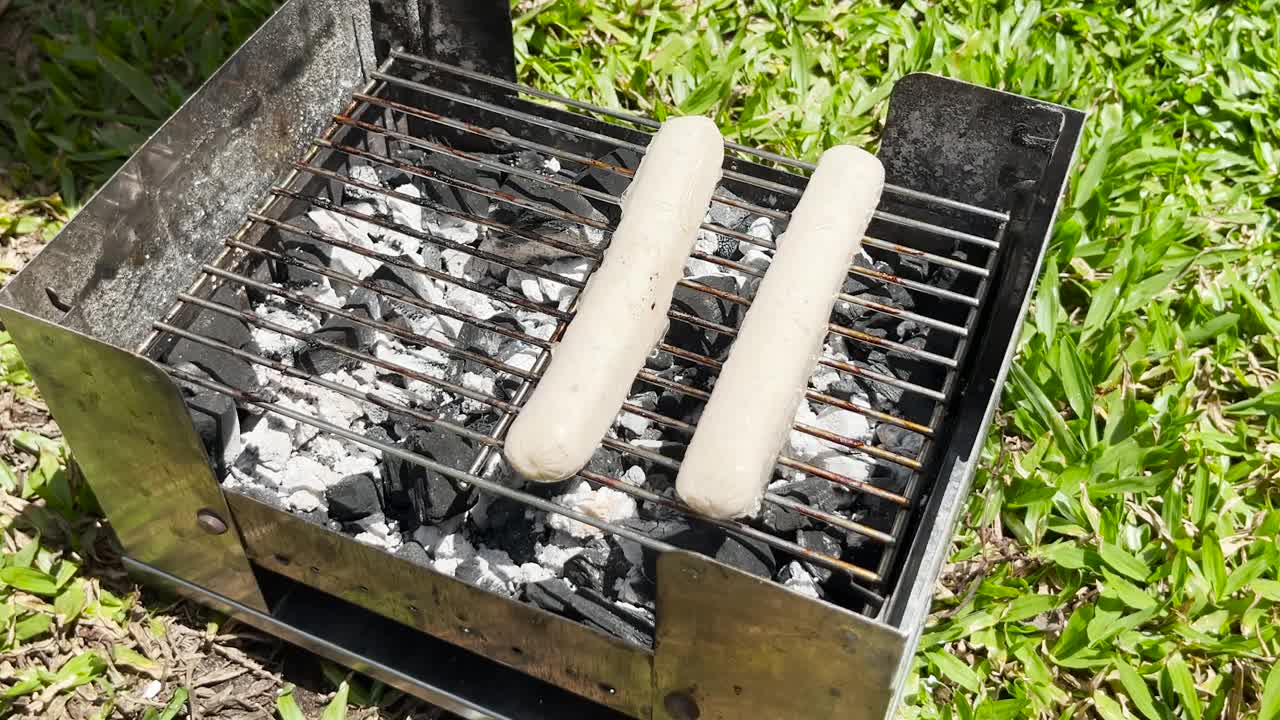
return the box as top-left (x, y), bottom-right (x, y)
top-left (146, 52), bottom-right (1010, 617)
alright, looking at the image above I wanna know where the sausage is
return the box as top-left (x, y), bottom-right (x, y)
top-left (676, 145), bottom-right (884, 518)
top-left (504, 116), bottom-right (725, 482)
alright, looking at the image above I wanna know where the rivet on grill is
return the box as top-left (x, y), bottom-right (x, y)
top-left (195, 509), bottom-right (228, 535)
top-left (663, 690), bottom-right (700, 720)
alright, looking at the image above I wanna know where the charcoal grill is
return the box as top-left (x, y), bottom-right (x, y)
top-left (0, 1), bottom-right (1084, 718)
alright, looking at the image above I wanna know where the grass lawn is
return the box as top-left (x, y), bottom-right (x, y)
top-left (2, 0), bottom-right (1279, 718)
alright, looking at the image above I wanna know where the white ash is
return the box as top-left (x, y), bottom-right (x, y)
top-left (355, 518), bottom-right (402, 552)
top-left (344, 165), bottom-right (390, 215)
top-left (307, 205), bottom-right (379, 279)
top-left (781, 561), bottom-right (821, 599)
top-left (239, 420), bottom-right (293, 474)
top-left (534, 542), bottom-right (584, 575)
top-left (621, 465), bottom-right (646, 486)
top-left (547, 481), bottom-right (639, 539)
top-left (539, 257), bottom-right (590, 311)
top-left (253, 295), bottom-right (322, 359)
top-left (388, 183), bottom-right (423, 235)
top-left (280, 456), bottom-right (337, 494)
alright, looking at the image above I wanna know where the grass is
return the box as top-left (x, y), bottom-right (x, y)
top-left (3, 0), bottom-right (1280, 717)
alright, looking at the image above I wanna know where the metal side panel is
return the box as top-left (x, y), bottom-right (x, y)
top-left (0, 309), bottom-right (266, 611)
top-left (124, 557), bottom-right (632, 720)
top-left (0, 0), bottom-right (374, 351)
top-left (653, 552), bottom-right (908, 720)
top-left (878, 77), bottom-right (1087, 717)
top-left (226, 492), bottom-right (654, 719)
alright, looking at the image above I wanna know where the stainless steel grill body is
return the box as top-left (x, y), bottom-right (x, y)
top-left (0, 1), bottom-right (1084, 718)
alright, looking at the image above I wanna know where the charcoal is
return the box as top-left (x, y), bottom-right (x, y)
top-left (585, 447), bottom-right (625, 480)
top-left (269, 216), bottom-right (334, 287)
top-left (326, 473), bottom-right (381, 521)
top-left (342, 287), bottom-right (384, 321)
top-left (166, 339), bottom-right (258, 393)
top-left (876, 424), bottom-right (925, 458)
top-left (714, 235), bottom-right (739, 258)
top-left (393, 429), bottom-right (478, 523)
top-left (758, 501), bottom-right (810, 534)
top-left (476, 497), bottom-right (540, 563)
top-left (892, 253), bottom-right (931, 282)
top-left (374, 164), bottom-right (411, 188)
top-left (605, 536), bottom-right (651, 604)
top-left (296, 317), bottom-right (376, 375)
top-left (660, 526), bottom-right (775, 579)
top-left (368, 263), bottom-right (431, 302)
top-left (666, 277), bottom-right (737, 356)
top-left (412, 153), bottom-right (495, 217)
top-left (408, 428), bottom-right (475, 470)
top-left (797, 530), bottom-right (843, 582)
top-left (775, 476), bottom-right (845, 514)
top-left (496, 150), bottom-right (547, 173)
top-left (458, 315), bottom-right (522, 357)
top-left (524, 580), bottom-right (654, 647)
top-left (395, 540), bottom-right (432, 568)
top-left (187, 284), bottom-right (254, 351)
top-left (574, 148), bottom-right (641, 222)
top-left (644, 346), bottom-right (674, 371)
top-left (381, 450), bottom-right (429, 529)
top-left (563, 553), bottom-right (604, 591)
top-left (187, 391), bottom-right (238, 464)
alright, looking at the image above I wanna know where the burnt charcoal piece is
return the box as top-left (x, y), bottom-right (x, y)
top-left (395, 540), bottom-right (431, 568)
top-left (876, 424), bottom-right (925, 459)
top-left (797, 530), bottom-right (844, 582)
top-left (296, 317), bottom-right (376, 375)
top-left (523, 580), bottom-right (654, 647)
top-left (714, 235), bottom-right (739, 258)
top-left (187, 284), bottom-right (254, 351)
top-left (368, 263), bottom-right (431, 302)
top-left (644, 346), bottom-right (674, 372)
top-left (166, 339), bottom-right (259, 393)
top-left (408, 429), bottom-right (475, 470)
top-left (666, 277), bottom-right (737, 356)
top-left (458, 314), bottom-right (523, 357)
top-left (374, 163), bottom-right (411, 188)
top-left (382, 429), bottom-right (478, 525)
top-left (660, 526), bottom-right (776, 579)
top-left (267, 215), bottom-right (334, 287)
top-left (573, 148), bottom-right (641, 223)
top-left (381, 450), bottom-right (429, 529)
top-left (605, 536), bottom-right (652, 605)
top-left (326, 473), bottom-right (381, 521)
top-left (476, 497), bottom-right (539, 563)
top-left (708, 191), bottom-right (750, 230)
top-left (563, 553), bottom-right (604, 592)
top-left (412, 152), bottom-right (496, 218)
top-left (586, 447), bottom-right (625, 480)
top-left (187, 391), bottom-right (237, 464)
top-left (758, 501), bottom-right (811, 534)
top-left (342, 288), bottom-right (384, 322)
top-left (775, 476), bottom-right (846, 515)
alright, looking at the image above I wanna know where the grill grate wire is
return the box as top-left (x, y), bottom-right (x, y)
top-left (146, 54), bottom-right (1009, 615)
